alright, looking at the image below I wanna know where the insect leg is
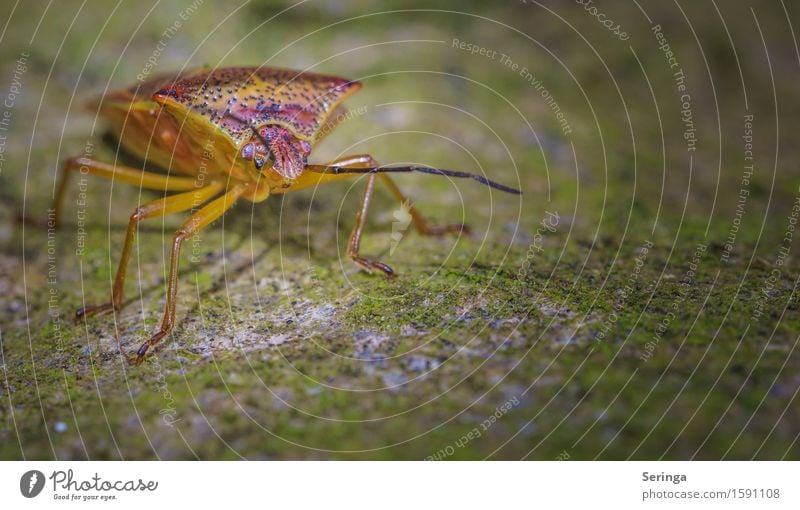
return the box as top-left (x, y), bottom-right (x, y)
top-left (309, 154), bottom-right (469, 276)
top-left (311, 154), bottom-right (394, 276)
top-left (132, 183), bottom-right (247, 365)
top-left (377, 174), bottom-right (470, 236)
top-left (76, 182), bottom-right (225, 320)
top-left (348, 172), bottom-right (394, 277)
top-left (49, 157), bottom-right (202, 228)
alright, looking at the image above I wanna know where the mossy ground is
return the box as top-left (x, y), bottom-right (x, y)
top-left (1, 1), bottom-right (799, 459)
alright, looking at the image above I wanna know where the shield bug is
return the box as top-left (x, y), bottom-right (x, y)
top-left (45, 66), bottom-right (520, 364)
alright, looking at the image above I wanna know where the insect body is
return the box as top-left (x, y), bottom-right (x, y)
top-left (49, 66), bottom-right (520, 364)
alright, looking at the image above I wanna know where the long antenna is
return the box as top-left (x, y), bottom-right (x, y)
top-left (307, 165), bottom-right (522, 195)
top-left (221, 109), bottom-right (521, 195)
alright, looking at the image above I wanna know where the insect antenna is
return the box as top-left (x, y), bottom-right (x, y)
top-left (308, 165), bottom-right (522, 195)
top-left (220, 109), bottom-right (521, 194)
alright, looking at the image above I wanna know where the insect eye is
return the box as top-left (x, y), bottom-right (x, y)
top-left (253, 148), bottom-right (274, 170)
top-left (241, 142), bottom-right (255, 160)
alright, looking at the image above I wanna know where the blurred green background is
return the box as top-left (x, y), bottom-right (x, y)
top-left (0, 0), bottom-right (798, 459)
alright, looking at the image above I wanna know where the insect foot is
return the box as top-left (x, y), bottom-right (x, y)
top-left (130, 331), bottom-right (167, 366)
top-left (74, 303), bottom-right (116, 323)
top-left (352, 256), bottom-right (395, 278)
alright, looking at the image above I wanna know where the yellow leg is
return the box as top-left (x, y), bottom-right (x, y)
top-left (132, 183), bottom-right (248, 365)
top-left (76, 182), bottom-right (225, 320)
top-left (50, 156), bottom-right (203, 228)
top-left (377, 173), bottom-right (469, 236)
top-left (312, 154), bottom-right (468, 277)
top-left (349, 171), bottom-right (393, 276)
